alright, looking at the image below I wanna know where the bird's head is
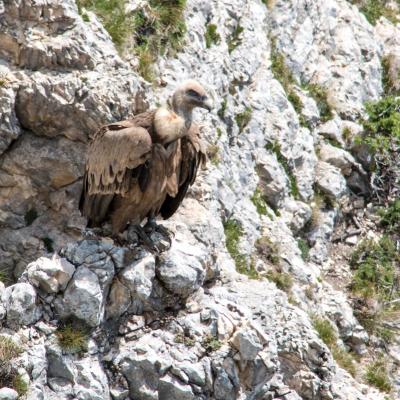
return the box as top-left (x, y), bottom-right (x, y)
top-left (171, 80), bottom-right (214, 113)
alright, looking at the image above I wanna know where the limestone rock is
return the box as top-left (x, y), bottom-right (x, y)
top-left (26, 256), bottom-right (75, 293)
top-left (0, 388), bottom-right (18, 400)
top-left (315, 161), bottom-right (348, 200)
top-left (3, 283), bottom-right (41, 328)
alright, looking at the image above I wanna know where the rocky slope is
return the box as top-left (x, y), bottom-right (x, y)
top-left (0, 0), bottom-right (399, 399)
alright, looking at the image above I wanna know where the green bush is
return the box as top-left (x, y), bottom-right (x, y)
top-left (378, 199), bottom-right (400, 233)
top-left (350, 236), bottom-right (399, 300)
top-left (304, 83), bottom-right (333, 122)
top-left (202, 334), bottom-right (222, 353)
top-left (297, 239), bottom-right (310, 261)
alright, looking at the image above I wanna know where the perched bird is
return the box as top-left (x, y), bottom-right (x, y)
top-left (79, 80), bottom-right (212, 247)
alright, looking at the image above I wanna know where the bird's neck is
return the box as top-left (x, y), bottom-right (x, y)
top-left (168, 97), bottom-right (192, 129)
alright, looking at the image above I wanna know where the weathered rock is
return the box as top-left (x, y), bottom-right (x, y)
top-left (231, 328), bottom-right (263, 361)
top-left (315, 161), bottom-right (348, 200)
top-left (55, 266), bottom-right (102, 327)
top-left (158, 375), bottom-right (194, 400)
top-left (0, 388), bottom-right (18, 400)
top-left (3, 283), bottom-right (41, 328)
top-left (26, 256), bottom-right (75, 293)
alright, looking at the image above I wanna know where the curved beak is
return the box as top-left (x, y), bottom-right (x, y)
top-left (201, 97), bottom-right (214, 112)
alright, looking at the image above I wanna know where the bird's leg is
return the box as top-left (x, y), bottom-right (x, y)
top-left (126, 224), bottom-right (158, 252)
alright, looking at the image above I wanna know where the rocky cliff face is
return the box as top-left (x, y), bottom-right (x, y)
top-left (0, 0), bottom-right (399, 399)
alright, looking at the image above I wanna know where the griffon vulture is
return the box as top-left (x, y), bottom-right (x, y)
top-left (79, 80), bottom-right (212, 246)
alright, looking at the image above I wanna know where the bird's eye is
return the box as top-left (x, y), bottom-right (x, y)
top-left (186, 89), bottom-right (199, 97)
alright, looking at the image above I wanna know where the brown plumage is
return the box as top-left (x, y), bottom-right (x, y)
top-left (79, 80), bottom-right (212, 235)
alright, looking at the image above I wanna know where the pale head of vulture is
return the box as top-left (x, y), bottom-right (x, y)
top-left (170, 80), bottom-right (214, 116)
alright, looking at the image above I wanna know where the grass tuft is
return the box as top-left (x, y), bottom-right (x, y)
top-left (251, 187), bottom-right (269, 216)
top-left (303, 83), bottom-right (333, 122)
top-left (235, 107), bottom-right (252, 133)
top-left (297, 238), bottom-right (310, 261)
top-left (350, 0), bottom-right (399, 25)
top-left (266, 271), bottom-right (293, 292)
top-left (365, 357), bottom-right (392, 392)
top-left (312, 316), bottom-right (337, 347)
top-left (205, 23), bottom-right (220, 48)
top-left (223, 219), bottom-right (259, 279)
top-left (207, 144), bottom-right (220, 166)
top-left (332, 346), bottom-right (357, 377)
top-left (255, 236), bottom-right (280, 265)
top-left (13, 373), bottom-right (28, 396)
top-left (175, 333), bottom-right (195, 347)
top-left (56, 324), bottom-right (88, 353)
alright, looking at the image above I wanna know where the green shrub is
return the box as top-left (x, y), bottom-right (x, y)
top-left (78, 0), bottom-right (187, 80)
top-left (350, 236), bottom-right (399, 300)
top-left (312, 316), bottom-right (337, 347)
top-left (378, 199), bottom-right (400, 233)
top-left (350, 0), bottom-right (399, 25)
top-left (175, 333), bottom-right (195, 347)
top-left (251, 187), bottom-right (268, 216)
top-left (56, 324), bottom-right (88, 353)
top-left (235, 107), bottom-right (252, 132)
top-left (265, 141), bottom-right (300, 199)
top-left (0, 337), bottom-right (22, 391)
top-left (228, 25), bottom-right (243, 53)
top-left (266, 271), bottom-right (293, 292)
top-left (77, 0), bottom-right (133, 50)
top-left (202, 334), bottom-right (222, 353)
top-left (223, 219), bottom-right (258, 279)
top-left (205, 23), bottom-right (220, 48)
top-left (365, 357), bottom-right (392, 392)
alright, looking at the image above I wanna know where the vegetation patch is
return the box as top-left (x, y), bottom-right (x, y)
top-left (350, 236), bottom-right (399, 300)
top-left (235, 107), bottom-right (252, 133)
top-left (217, 98), bottom-right (228, 120)
top-left (228, 24), bottom-right (244, 53)
top-left (202, 334), bottom-right (222, 353)
top-left (56, 323), bottom-right (88, 353)
top-left (265, 141), bottom-right (300, 199)
top-left (350, 0), bottom-right (399, 25)
top-left (332, 346), bottom-right (357, 378)
top-left (266, 270), bottom-right (293, 292)
top-left (365, 357), bottom-right (392, 392)
top-left (77, 0), bottom-right (187, 81)
top-left (312, 316), bottom-right (337, 347)
top-left (204, 23), bottom-right (220, 48)
top-left (382, 55), bottom-right (400, 96)
top-left (175, 333), bottom-right (195, 347)
top-left (378, 199), bottom-right (400, 233)
top-left (297, 238), bottom-right (310, 261)
top-left (0, 336), bottom-right (23, 391)
top-left (207, 144), bottom-right (220, 166)
top-left (303, 83), bottom-right (333, 122)
top-left (223, 219), bottom-right (258, 279)
top-left (255, 236), bottom-right (280, 265)
top-left (251, 187), bottom-right (269, 216)
top-left (25, 208), bottom-right (38, 226)
top-left (13, 373), bottom-right (28, 397)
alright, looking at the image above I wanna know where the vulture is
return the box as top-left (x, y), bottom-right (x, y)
top-left (79, 80), bottom-right (212, 247)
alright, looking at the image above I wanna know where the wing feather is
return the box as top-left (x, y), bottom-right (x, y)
top-left (159, 124), bottom-right (206, 219)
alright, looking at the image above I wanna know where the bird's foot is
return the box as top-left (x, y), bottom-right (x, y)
top-left (143, 220), bottom-right (173, 250)
top-left (126, 224), bottom-right (170, 254)
top-left (81, 228), bottom-right (103, 241)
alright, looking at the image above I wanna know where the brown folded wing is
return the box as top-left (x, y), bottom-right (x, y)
top-left (159, 124), bottom-right (207, 220)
